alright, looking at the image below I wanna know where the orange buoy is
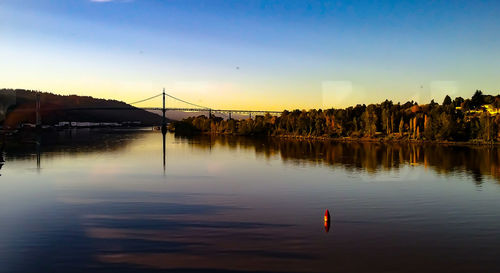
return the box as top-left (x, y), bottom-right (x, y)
top-left (324, 209), bottom-right (331, 233)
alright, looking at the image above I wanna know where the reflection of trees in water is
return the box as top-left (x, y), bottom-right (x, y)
top-left (2, 129), bottom-right (148, 161)
top-left (183, 135), bottom-right (500, 184)
top-left (0, 138), bottom-right (5, 175)
top-left (4, 131), bottom-right (498, 185)
top-left (0, 157), bottom-right (4, 175)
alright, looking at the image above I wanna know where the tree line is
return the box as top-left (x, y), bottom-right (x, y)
top-left (171, 90), bottom-right (500, 142)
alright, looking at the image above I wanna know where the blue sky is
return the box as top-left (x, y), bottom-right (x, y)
top-left (1, 0), bottom-right (499, 110)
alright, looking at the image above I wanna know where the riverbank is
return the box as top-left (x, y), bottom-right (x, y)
top-left (192, 131), bottom-right (500, 147)
top-left (273, 134), bottom-right (497, 145)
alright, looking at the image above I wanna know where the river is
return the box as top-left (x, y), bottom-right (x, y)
top-left (1, 129), bottom-right (499, 272)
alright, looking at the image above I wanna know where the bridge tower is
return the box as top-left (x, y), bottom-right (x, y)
top-left (35, 92), bottom-right (41, 129)
top-left (161, 88), bottom-right (167, 134)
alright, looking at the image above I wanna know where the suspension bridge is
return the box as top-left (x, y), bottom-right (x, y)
top-left (129, 89), bottom-right (282, 117)
top-left (21, 89), bottom-right (284, 131)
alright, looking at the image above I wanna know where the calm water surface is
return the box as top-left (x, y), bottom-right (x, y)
top-left (1, 129), bottom-right (500, 272)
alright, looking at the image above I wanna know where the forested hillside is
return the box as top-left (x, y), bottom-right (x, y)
top-left (0, 89), bottom-right (163, 127)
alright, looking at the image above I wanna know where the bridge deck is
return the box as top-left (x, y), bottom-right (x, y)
top-left (12, 107), bottom-right (282, 114)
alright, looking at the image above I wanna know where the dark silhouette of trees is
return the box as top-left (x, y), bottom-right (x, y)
top-left (471, 90), bottom-right (484, 109)
top-left (443, 95), bottom-right (452, 106)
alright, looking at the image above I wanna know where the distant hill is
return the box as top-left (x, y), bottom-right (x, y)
top-left (0, 89), bottom-right (165, 127)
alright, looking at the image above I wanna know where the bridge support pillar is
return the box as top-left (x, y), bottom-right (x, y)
top-left (36, 92), bottom-right (41, 129)
top-left (161, 88), bottom-right (167, 134)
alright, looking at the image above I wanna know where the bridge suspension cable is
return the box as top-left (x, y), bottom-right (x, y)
top-left (164, 92), bottom-right (210, 110)
top-left (128, 91), bottom-right (210, 110)
top-left (128, 93), bottom-right (163, 105)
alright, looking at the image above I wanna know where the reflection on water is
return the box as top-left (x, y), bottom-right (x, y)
top-left (0, 151), bottom-right (4, 176)
top-left (182, 135), bottom-right (500, 186)
top-left (1, 129), bottom-right (500, 272)
top-left (162, 131), bottom-right (166, 174)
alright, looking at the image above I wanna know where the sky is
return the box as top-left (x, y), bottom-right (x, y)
top-left (1, 0), bottom-right (499, 110)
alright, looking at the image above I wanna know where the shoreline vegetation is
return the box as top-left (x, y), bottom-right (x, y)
top-left (169, 90), bottom-right (500, 145)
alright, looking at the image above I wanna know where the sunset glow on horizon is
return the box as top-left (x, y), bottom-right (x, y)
top-left (1, 0), bottom-right (499, 110)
